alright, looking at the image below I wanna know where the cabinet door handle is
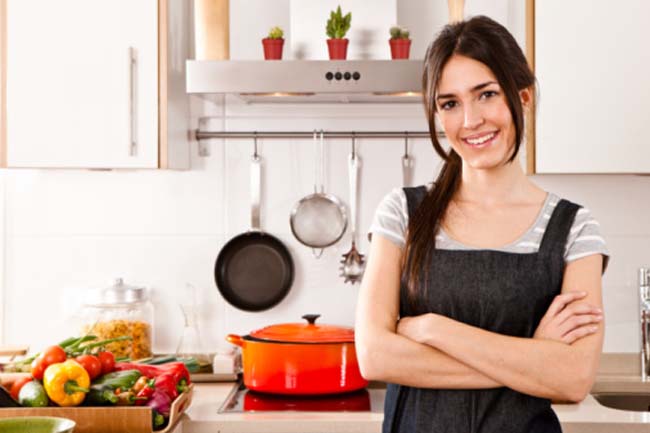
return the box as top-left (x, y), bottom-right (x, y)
top-left (129, 47), bottom-right (137, 156)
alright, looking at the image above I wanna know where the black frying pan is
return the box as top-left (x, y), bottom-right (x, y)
top-left (215, 152), bottom-right (294, 311)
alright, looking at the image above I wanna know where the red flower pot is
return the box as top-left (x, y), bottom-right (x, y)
top-left (389, 38), bottom-right (411, 60)
top-left (327, 38), bottom-right (349, 60)
top-left (262, 38), bottom-right (284, 60)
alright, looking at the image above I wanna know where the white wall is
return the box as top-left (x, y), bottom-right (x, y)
top-left (1, 0), bottom-right (647, 355)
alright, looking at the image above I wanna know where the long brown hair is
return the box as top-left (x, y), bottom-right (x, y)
top-left (403, 16), bottom-right (536, 308)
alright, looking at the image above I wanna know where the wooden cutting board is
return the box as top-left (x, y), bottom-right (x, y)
top-left (0, 346), bottom-right (28, 357)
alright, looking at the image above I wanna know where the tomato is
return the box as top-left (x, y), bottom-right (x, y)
top-left (75, 354), bottom-right (102, 380)
top-left (30, 357), bottom-right (47, 380)
top-left (9, 376), bottom-right (33, 400)
top-left (41, 345), bottom-right (67, 366)
top-left (30, 345), bottom-right (67, 380)
top-left (97, 351), bottom-right (116, 375)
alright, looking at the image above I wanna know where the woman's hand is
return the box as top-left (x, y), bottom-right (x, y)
top-left (396, 313), bottom-right (438, 345)
top-left (533, 291), bottom-right (603, 344)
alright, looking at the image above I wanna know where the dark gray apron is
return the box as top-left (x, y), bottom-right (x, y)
top-left (383, 186), bottom-right (580, 433)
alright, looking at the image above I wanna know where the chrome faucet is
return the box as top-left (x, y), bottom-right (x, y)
top-left (640, 268), bottom-right (650, 380)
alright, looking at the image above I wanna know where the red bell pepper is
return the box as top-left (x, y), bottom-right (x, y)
top-left (114, 363), bottom-right (162, 379)
top-left (154, 373), bottom-right (181, 400)
top-left (158, 362), bottom-right (191, 390)
top-left (114, 362), bottom-right (191, 394)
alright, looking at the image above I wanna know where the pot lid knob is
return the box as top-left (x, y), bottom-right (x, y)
top-left (302, 314), bottom-right (321, 325)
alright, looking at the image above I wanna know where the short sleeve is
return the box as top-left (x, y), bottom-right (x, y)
top-left (367, 188), bottom-right (408, 248)
top-left (564, 207), bottom-right (610, 273)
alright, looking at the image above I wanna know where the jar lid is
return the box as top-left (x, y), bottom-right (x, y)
top-left (85, 278), bottom-right (148, 306)
top-left (248, 314), bottom-right (355, 343)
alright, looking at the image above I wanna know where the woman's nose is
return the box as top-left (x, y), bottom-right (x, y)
top-left (463, 104), bottom-right (485, 129)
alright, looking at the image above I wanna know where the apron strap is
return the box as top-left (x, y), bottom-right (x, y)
top-left (537, 199), bottom-right (581, 258)
top-left (403, 186), bottom-right (428, 218)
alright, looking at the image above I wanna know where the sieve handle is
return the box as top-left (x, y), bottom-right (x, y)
top-left (312, 130), bottom-right (318, 193)
top-left (251, 148), bottom-right (261, 231)
top-left (317, 130), bottom-right (325, 193)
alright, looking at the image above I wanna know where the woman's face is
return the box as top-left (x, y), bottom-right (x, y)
top-left (435, 54), bottom-right (529, 171)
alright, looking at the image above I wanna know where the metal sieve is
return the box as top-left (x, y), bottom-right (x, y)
top-left (290, 130), bottom-right (347, 258)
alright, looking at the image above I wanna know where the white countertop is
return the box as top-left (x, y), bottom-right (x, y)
top-left (180, 378), bottom-right (650, 433)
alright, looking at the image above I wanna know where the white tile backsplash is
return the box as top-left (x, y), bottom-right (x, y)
top-left (4, 234), bottom-right (226, 353)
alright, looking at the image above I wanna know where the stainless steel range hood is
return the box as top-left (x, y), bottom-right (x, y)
top-left (185, 60), bottom-right (424, 103)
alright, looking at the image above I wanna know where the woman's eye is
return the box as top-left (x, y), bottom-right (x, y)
top-left (480, 90), bottom-right (498, 99)
top-left (440, 100), bottom-right (457, 110)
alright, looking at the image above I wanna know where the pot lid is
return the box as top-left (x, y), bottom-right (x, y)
top-left (249, 314), bottom-right (355, 343)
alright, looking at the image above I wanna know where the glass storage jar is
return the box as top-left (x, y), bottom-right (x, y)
top-left (80, 278), bottom-right (154, 360)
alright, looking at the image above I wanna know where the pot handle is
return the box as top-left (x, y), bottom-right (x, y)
top-left (226, 334), bottom-right (245, 347)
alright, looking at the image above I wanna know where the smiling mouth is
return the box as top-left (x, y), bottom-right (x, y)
top-left (462, 131), bottom-right (499, 148)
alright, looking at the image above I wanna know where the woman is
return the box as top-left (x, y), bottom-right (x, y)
top-left (355, 16), bottom-right (609, 433)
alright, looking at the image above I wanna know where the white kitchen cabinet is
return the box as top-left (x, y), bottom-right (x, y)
top-left (0, 0), bottom-right (190, 169)
top-left (531, 0), bottom-right (650, 173)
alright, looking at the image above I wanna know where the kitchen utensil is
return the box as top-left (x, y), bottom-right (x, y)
top-left (215, 140), bottom-right (294, 311)
top-left (226, 314), bottom-right (368, 395)
top-left (340, 135), bottom-right (366, 284)
top-left (0, 417), bottom-right (75, 433)
top-left (402, 133), bottom-right (414, 187)
top-left (290, 130), bottom-right (347, 258)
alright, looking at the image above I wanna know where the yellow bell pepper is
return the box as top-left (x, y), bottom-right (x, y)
top-left (43, 359), bottom-right (90, 406)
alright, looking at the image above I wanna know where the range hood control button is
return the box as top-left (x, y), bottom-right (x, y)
top-left (343, 72), bottom-right (351, 80)
top-left (352, 72), bottom-right (361, 80)
top-left (334, 72), bottom-right (343, 80)
top-left (325, 72), bottom-right (334, 81)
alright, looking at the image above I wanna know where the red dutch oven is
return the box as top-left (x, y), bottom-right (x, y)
top-left (226, 314), bottom-right (368, 395)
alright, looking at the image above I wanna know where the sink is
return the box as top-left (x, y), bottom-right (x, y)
top-left (592, 393), bottom-right (650, 412)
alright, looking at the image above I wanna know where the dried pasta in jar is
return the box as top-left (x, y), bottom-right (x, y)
top-left (83, 320), bottom-right (152, 359)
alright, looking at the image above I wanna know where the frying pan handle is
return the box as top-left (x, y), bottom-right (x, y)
top-left (311, 248), bottom-right (324, 259)
top-left (226, 334), bottom-right (245, 347)
top-left (251, 153), bottom-right (261, 230)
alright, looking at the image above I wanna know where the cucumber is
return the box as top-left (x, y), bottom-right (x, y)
top-left (18, 381), bottom-right (49, 407)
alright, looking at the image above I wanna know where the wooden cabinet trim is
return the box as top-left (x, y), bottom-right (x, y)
top-left (158, 0), bottom-right (168, 169)
top-left (525, 0), bottom-right (535, 175)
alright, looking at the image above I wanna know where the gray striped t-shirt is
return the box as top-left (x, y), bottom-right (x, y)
top-left (368, 186), bottom-right (609, 271)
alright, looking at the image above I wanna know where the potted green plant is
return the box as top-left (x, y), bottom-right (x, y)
top-left (262, 26), bottom-right (284, 60)
top-left (326, 6), bottom-right (351, 60)
top-left (389, 26), bottom-right (411, 59)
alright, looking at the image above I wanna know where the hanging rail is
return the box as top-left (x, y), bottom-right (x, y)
top-left (195, 130), bottom-right (442, 140)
